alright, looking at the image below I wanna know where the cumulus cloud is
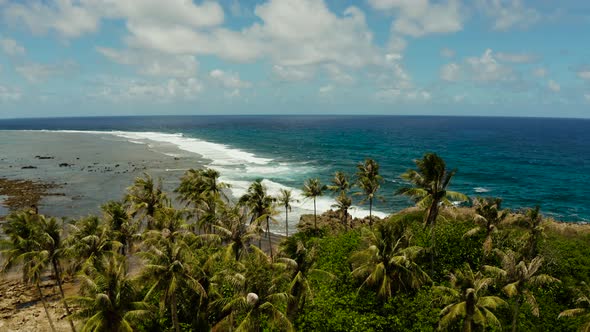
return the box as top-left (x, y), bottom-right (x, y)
top-left (368, 0), bottom-right (463, 37)
top-left (478, 0), bottom-right (541, 31)
top-left (547, 79), bottom-right (560, 92)
top-left (440, 47), bottom-right (455, 58)
top-left (577, 69), bottom-right (590, 80)
top-left (0, 85), bottom-right (22, 102)
top-left (375, 88), bottom-right (431, 102)
top-left (16, 61), bottom-right (77, 83)
top-left (319, 85), bottom-right (334, 95)
top-left (532, 67), bottom-right (547, 78)
top-left (0, 37), bottom-right (25, 56)
top-left (496, 52), bottom-right (538, 63)
top-left (97, 47), bottom-right (198, 77)
top-left (209, 69), bottom-right (251, 89)
top-left (272, 65), bottom-right (315, 82)
top-left (90, 76), bottom-right (202, 102)
top-left (441, 49), bottom-right (515, 83)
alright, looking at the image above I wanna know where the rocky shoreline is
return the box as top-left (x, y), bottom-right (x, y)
top-left (0, 178), bottom-right (62, 220)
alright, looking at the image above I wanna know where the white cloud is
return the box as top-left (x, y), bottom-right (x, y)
top-left (0, 85), bottom-right (22, 102)
top-left (440, 47), bottom-right (455, 58)
top-left (272, 65), bottom-right (315, 82)
top-left (15, 61), bottom-right (77, 83)
top-left (496, 52), bottom-right (537, 63)
top-left (547, 80), bottom-right (560, 92)
top-left (478, 0), bottom-right (541, 31)
top-left (369, 0), bottom-right (463, 37)
top-left (90, 76), bottom-right (202, 102)
top-left (5, 0), bottom-right (100, 38)
top-left (440, 63), bottom-right (461, 81)
top-left (532, 67), bottom-right (547, 78)
top-left (209, 69), bottom-right (251, 89)
top-left (324, 64), bottom-right (354, 85)
top-left (4, 0), bottom-right (224, 39)
top-left (439, 49), bottom-right (515, 83)
top-left (319, 85), bottom-right (334, 95)
top-left (0, 37), bottom-right (25, 56)
top-left (577, 70), bottom-right (590, 80)
top-left (375, 88), bottom-right (431, 102)
top-left (97, 47), bottom-right (198, 77)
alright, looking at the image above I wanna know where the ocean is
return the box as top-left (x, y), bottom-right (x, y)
top-left (0, 115), bottom-right (588, 223)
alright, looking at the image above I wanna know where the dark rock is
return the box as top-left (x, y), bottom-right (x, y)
top-left (59, 163), bottom-right (72, 167)
top-left (21, 166), bottom-right (37, 169)
top-left (34, 156), bottom-right (54, 160)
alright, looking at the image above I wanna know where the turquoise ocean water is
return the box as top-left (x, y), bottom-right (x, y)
top-left (0, 115), bottom-right (588, 222)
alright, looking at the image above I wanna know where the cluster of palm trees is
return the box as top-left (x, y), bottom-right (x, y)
top-left (1, 152), bottom-right (588, 331)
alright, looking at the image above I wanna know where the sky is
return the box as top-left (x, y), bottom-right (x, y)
top-left (0, 0), bottom-right (589, 119)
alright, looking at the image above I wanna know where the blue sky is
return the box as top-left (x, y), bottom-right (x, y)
top-left (0, 0), bottom-right (589, 118)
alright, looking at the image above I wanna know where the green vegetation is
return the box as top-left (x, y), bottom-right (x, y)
top-left (1, 152), bottom-right (590, 331)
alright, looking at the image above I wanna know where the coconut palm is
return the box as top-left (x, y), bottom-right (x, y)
top-left (332, 192), bottom-right (352, 228)
top-left (1, 211), bottom-right (58, 332)
top-left (37, 215), bottom-right (77, 332)
top-left (277, 189), bottom-right (298, 237)
top-left (350, 221), bottom-right (430, 299)
top-left (485, 249), bottom-right (560, 332)
top-left (212, 247), bottom-right (293, 332)
top-left (279, 237), bottom-right (335, 320)
top-left (302, 178), bottom-right (326, 232)
top-left (328, 171), bottom-right (350, 194)
top-left (102, 201), bottom-right (136, 256)
top-left (397, 153), bottom-right (467, 227)
top-left (139, 232), bottom-right (207, 332)
top-left (559, 282), bottom-right (590, 332)
top-left (239, 180), bottom-right (277, 254)
top-left (356, 159), bottom-right (383, 227)
top-left (435, 263), bottom-right (507, 332)
top-left (463, 197), bottom-right (509, 256)
top-left (69, 255), bottom-right (153, 332)
top-left (124, 173), bottom-right (169, 229)
top-left (65, 216), bottom-right (120, 273)
top-left (520, 206), bottom-right (544, 259)
top-left (210, 206), bottom-right (259, 261)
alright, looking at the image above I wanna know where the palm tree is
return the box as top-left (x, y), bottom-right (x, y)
top-left (1, 211), bottom-right (58, 332)
top-left (139, 232), bottom-right (207, 332)
top-left (37, 215), bottom-right (77, 332)
top-left (328, 171), bottom-right (350, 194)
top-left (69, 255), bottom-right (153, 331)
top-left (435, 263), bottom-right (507, 332)
top-left (521, 206), bottom-right (544, 259)
top-left (302, 178), bottom-right (325, 232)
top-left (397, 153), bottom-right (467, 227)
top-left (463, 197), bottom-right (508, 256)
top-left (65, 216), bottom-right (120, 273)
top-left (332, 192), bottom-right (352, 228)
top-left (239, 180), bottom-right (277, 256)
top-left (212, 247), bottom-right (293, 331)
top-left (356, 159), bottom-right (383, 227)
top-left (102, 201), bottom-right (136, 256)
top-left (279, 237), bottom-right (335, 320)
top-left (350, 221), bottom-right (430, 299)
top-left (559, 282), bottom-right (590, 331)
top-left (277, 189), bottom-right (298, 237)
top-left (485, 250), bottom-right (560, 332)
top-left (210, 206), bottom-right (259, 261)
top-left (124, 173), bottom-right (169, 229)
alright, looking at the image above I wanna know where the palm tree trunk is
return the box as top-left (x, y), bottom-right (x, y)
top-left (369, 197), bottom-right (373, 229)
top-left (313, 198), bottom-right (317, 231)
top-left (36, 281), bottom-right (57, 332)
top-left (426, 199), bottom-right (440, 227)
top-left (463, 316), bottom-right (472, 332)
top-left (171, 291), bottom-right (180, 332)
top-left (52, 260), bottom-right (76, 332)
top-left (511, 298), bottom-right (521, 332)
top-left (267, 216), bottom-right (273, 260)
top-left (285, 207), bottom-right (289, 237)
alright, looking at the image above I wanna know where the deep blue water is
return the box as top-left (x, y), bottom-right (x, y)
top-left (1, 115), bottom-right (588, 222)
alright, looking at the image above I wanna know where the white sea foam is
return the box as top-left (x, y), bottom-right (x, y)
top-left (45, 130), bottom-right (390, 224)
top-left (474, 187), bottom-right (491, 193)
